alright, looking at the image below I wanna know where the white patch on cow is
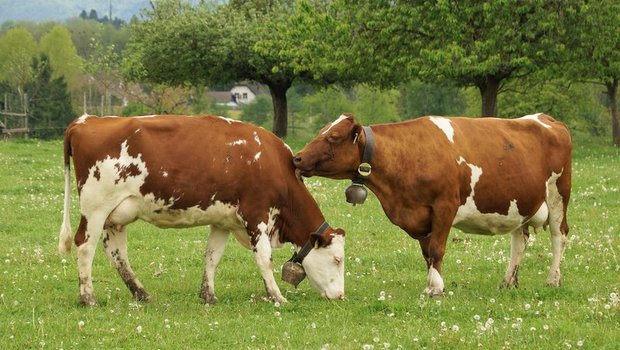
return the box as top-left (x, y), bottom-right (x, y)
top-left (424, 266), bottom-right (444, 296)
top-left (521, 113), bottom-right (551, 128)
top-left (302, 234), bottom-right (345, 300)
top-left (76, 114), bottom-right (89, 124)
top-left (254, 152), bottom-right (262, 161)
top-left (161, 171), bottom-right (168, 177)
top-left (254, 207), bottom-right (282, 248)
top-left (219, 116), bottom-right (240, 124)
top-left (80, 140), bottom-right (149, 218)
top-left (429, 116), bottom-right (455, 143)
top-left (321, 114), bottom-right (349, 135)
top-left (133, 115), bottom-right (157, 119)
top-left (283, 143), bottom-right (293, 154)
top-left (526, 202), bottom-right (548, 230)
top-left (227, 139), bottom-right (247, 146)
top-left (253, 131), bottom-right (262, 145)
top-left (452, 157), bottom-right (526, 235)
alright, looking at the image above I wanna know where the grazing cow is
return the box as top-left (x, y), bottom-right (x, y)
top-left (59, 114), bottom-right (345, 306)
top-left (293, 113), bottom-right (571, 296)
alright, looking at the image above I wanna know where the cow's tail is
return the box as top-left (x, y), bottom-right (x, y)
top-left (58, 130), bottom-right (73, 255)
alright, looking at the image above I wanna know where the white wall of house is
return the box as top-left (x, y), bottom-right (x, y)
top-left (230, 85), bottom-right (256, 104)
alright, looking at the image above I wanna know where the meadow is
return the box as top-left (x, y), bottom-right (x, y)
top-left (0, 137), bottom-right (618, 349)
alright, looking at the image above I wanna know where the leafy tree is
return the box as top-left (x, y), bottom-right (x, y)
top-left (240, 95), bottom-right (273, 126)
top-left (345, 1), bottom-right (575, 117)
top-left (352, 85), bottom-right (400, 125)
top-left (124, 0), bottom-right (355, 137)
top-left (26, 54), bottom-right (75, 139)
top-left (562, 0), bottom-right (620, 146)
top-left (39, 25), bottom-right (83, 92)
top-left (0, 27), bottom-right (37, 98)
top-left (398, 81), bottom-right (467, 118)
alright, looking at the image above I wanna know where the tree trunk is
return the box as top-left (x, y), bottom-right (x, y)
top-left (267, 81), bottom-right (291, 138)
top-left (607, 79), bottom-right (619, 147)
top-left (476, 76), bottom-right (501, 117)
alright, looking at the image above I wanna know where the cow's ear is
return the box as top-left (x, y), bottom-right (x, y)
top-left (310, 233), bottom-right (327, 249)
top-left (333, 228), bottom-right (346, 237)
top-left (351, 124), bottom-right (362, 144)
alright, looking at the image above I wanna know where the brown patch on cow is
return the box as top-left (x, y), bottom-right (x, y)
top-left (115, 163), bottom-right (142, 184)
top-left (93, 167), bottom-right (101, 181)
top-left (74, 216), bottom-right (88, 246)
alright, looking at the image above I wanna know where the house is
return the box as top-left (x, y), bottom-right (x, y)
top-left (207, 84), bottom-right (265, 108)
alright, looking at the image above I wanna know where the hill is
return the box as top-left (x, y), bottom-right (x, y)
top-left (0, 0), bottom-right (151, 23)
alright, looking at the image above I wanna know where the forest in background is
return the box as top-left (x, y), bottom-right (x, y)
top-left (0, 0), bottom-right (617, 144)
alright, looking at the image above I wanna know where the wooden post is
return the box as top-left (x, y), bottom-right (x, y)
top-left (23, 93), bottom-right (29, 139)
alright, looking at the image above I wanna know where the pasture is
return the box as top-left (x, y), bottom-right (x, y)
top-left (0, 137), bottom-right (618, 349)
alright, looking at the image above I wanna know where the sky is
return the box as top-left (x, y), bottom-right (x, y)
top-left (0, 0), bottom-right (153, 23)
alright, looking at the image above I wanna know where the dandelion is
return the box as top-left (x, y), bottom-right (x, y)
top-left (274, 301), bottom-right (280, 308)
top-left (451, 325), bottom-right (460, 332)
top-left (362, 345), bottom-right (374, 350)
top-left (274, 311), bottom-right (281, 317)
top-left (524, 303), bottom-right (531, 310)
top-left (78, 320), bottom-right (85, 329)
top-left (373, 336), bottom-right (380, 343)
top-left (473, 314), bottom-right (481, 321)
top-left (136, 325), bottom-right (143, 334)
top-left (378, 291), bottom-right (386, 301)
top-left (577, 340), bottom-right (584, 347)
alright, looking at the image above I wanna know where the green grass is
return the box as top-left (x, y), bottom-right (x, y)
top-left (0, 137), bottom-right (618, 349)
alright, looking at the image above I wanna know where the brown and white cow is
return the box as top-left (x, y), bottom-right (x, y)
top-left (293, 113), bottom-right (571, 296)
top-left (59, 114), bottom-right (345, 306)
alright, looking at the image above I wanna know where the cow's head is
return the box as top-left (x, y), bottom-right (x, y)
top-left (293, 114), bottom-right (363, 179)
top-left (295, 228), bottom-right (346, 300)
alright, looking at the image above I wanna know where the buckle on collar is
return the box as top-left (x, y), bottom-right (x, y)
top-left (357, 162), bottom-right (372, 177)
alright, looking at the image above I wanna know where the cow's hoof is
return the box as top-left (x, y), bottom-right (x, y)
top-left (200, 292), bottom-right (218, 305)
top-left (271, 295), bottom-right (288, 304)
top-left (79, 294), bottom-right (97, 307)
top-left (546, 279), bottom-right (561, 287)
top-left (133, 289), bottom-right (150, 302)
top-left (499, 279), bottom-right (518, 289)
top-left (423, 287), bottom-right (444, 298)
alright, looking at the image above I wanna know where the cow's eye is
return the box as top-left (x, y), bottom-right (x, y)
top-left (327, 133), bottom-right (342, 144)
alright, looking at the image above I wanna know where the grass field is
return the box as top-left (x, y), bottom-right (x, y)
top-left (0, 137), bottom-right (618, 349)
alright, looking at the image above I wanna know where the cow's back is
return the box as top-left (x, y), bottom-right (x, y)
top-left (65, 115), bottom-right (295, 225)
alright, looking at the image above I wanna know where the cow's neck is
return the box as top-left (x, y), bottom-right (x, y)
top-left (359, 125), bottom-right (417, 214)
top-left (279, 179), bottom-right (327, 247)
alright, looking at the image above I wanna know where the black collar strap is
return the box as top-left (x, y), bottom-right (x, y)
top-left (289, 221), bottom-right (330, 264)
top-left (354, 126), bottom-right (375, 184)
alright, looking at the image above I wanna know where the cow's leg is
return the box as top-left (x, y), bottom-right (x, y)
top-left (102, 225), bottom-right (149, 301)
top-left (75, 214), bottom-right (106, 306)
top-left (252, 232), bottom-right (287, 303)
top-left (418, 205), bottom-right (455, 297)
top-left (546, 175), bottom-right (570, 287)
top-left (200, 226), bottom-right (230, 304)
top-left (500, 227), bottom-right (529, 288)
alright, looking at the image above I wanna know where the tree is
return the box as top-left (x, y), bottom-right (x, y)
top-left (39, 25), bottom-right (83, 92)
top-left (563, 1), bottom-right (620, 146)
top-left (240, 95), bottom-right (273, 126)
top-left (124, 0), bottom-right (354, 137)
top-left (398, 81), bottom-right (467, 118)
top-left (26, 54), bottom-right (75, 139)
top-left (0, 27), bottom-right (37, 99)
top-left (345, 1), bottom-right (574, 117)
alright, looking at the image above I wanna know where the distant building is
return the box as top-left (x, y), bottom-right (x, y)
top-left (207, 84), bottom-right (265, 108)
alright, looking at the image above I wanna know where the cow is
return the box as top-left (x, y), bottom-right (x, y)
top-left (58, 114), bottom-right (345, 306)
top-left (293, 113), bottom-right (571, 296)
